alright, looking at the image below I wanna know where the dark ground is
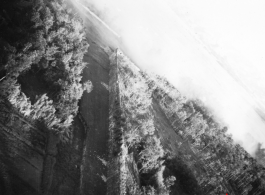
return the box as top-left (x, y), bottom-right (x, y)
top-left (79, 41), bottom-right (110, 195)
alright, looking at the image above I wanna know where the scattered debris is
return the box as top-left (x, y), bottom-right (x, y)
top-left (101, 175), bottom-right (107, 182)
top-left (97, 156), bottom-right (108, 166)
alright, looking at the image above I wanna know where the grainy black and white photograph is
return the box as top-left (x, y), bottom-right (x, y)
top-left (0, 0), bottom-right (265, 194)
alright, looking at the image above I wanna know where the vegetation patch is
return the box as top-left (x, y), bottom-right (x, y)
top-left (164, 155), bottom-right (203, 195)
top-left (0, 0), bottom-right (92, 141)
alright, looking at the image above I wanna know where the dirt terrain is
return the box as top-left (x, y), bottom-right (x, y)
top-left (79, 41), bottom-right (110, 195)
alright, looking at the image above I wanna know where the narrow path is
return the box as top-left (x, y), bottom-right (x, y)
top-left (79, 42), bottom-right (110, 195)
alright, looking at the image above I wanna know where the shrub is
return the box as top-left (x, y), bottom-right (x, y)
top-left (139, 136), bottom-right (164, 173)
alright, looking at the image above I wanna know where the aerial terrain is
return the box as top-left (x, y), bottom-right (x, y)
top-left (0, 0), bottom-right (265, 195)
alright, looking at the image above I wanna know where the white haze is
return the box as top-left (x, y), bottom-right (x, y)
top-left (70, 0), bottom-right (265, 154)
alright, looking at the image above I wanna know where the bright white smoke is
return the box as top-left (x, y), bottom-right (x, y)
top-left (69, 0), bottom-right (265, 154)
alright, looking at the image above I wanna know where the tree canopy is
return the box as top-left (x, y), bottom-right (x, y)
top-left (0, 0), bottom-right (91, 140)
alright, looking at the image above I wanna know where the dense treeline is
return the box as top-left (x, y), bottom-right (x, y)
top-left (0, 0), bottom-right (91, 141)
top-left (143, 73), bottom-right (265, 195)
top-left (111, 50), bottom-right (175, 195)
top-left (113, 48), bottom-right (265, 194)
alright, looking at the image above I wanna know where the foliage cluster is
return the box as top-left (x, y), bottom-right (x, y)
top-left (144, 73), bottom-right (265, 194)
top-left (164, 156), bottom-right (203, 195)
top-left (0, 0), bottom-right (91, 140)
top-left (110, 47), bottom-right (265, 194)
top-left (112, 50), bottom-right (174, 194)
